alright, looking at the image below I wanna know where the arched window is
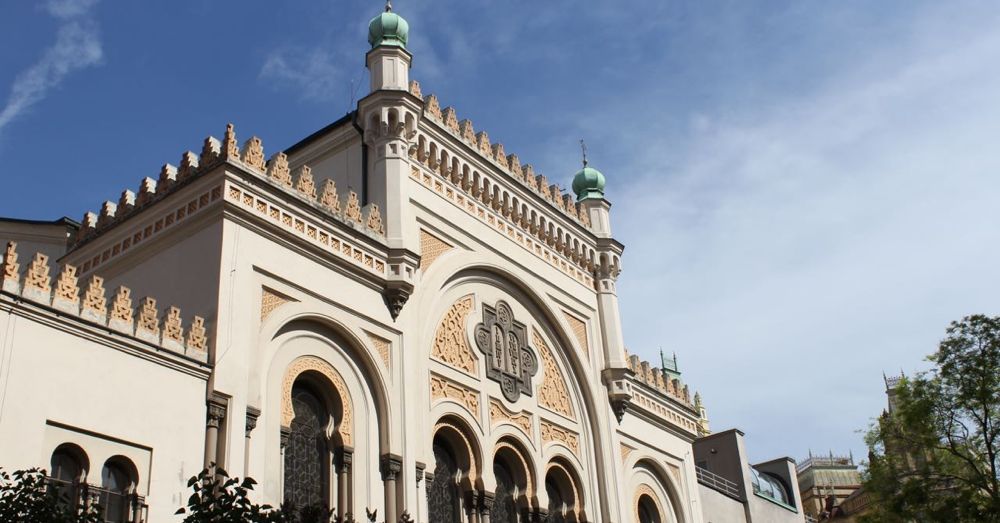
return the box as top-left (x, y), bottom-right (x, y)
top-left (283, 384), bottom-right (331, 512)
top-left (49, 445), bottom-right (87, 510)
top-left (637, 494), bottom-right (662, 523)
top-left (546, 477), bottom-right (568, 523)
top-left (99, 457), bottom-right (137, 523)
top-left (492, 460), bottom-right (518, 523)
top-left (427, 439), bottom-right (462, 523)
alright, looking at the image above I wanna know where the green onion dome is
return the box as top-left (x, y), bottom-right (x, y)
top-left (572, 165), bottom-right (606, 201)
top-left (368, 4), bottom-right (409, 49)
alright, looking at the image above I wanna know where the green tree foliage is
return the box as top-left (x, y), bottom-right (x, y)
top-left (862, 315), bottom-right (1000, 522)
top-left (0, 468), bottom-right (100, 523)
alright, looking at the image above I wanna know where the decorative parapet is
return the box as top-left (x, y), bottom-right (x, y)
top-left (410, 82), bottom-right (592, 231)
top-left (0, 241), bottom-right (211, 363)
top-left (69, 123), bottom-right (387, 252)
top-left (625, 351), bottom-right (696, 408)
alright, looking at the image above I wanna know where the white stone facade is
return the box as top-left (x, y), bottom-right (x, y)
top-left (0, 10), bottom-right (805, 523)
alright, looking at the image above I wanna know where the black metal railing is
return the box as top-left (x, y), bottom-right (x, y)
top-left (46, 477), bottom-right (147, 523)
top-left (695, 466), bottom-right (742, 500)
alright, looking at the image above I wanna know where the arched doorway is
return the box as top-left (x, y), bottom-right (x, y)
top-left (428, 417), bottom-right (479, 523)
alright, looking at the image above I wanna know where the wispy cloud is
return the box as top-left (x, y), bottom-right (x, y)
top-left (0, 0), bottom-right (102, 134)
top-left (259, 47), bottom-right (353, 104)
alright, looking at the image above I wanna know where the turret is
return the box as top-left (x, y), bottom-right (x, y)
top-left (358, 2), bottom-right (422, 320)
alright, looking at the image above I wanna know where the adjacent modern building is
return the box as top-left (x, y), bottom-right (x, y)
top-left (0, 5), bottom-right (803, 522)
top-left (693, 430), bottom-right (805, 523)
top-left (796, 452), bottom-right (861, 521)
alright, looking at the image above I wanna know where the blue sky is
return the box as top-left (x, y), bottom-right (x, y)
top-left (3, 0), bottom-right (1000, 464)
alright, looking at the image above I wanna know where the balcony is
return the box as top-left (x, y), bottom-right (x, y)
top-left (695, 465), bottom-right (742, 500)
top-left (47, 476), bottom-right (148, 523)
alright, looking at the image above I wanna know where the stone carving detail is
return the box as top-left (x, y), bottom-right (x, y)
top-left (295, 165), bottom-right (317, 199)
top-left (419, 229), bottom-right (453, 270)
top-left (201, 136), bottom-right (221, 166)
top-left (136, 297), bottom-right (160, 340)
top-left (158, 164), bottom-right (177, 192)
top-left (562, 312), bottom-right (589, 357)
top-left (344, 191), bottom-right (363, 225)
top-left (459, 120), bottom-right (476, 144)
top-left (241, 136), bottom-right (266, 171)
top-left (136, 178), bottom-right (156, 207)
top-left (187, 316), bottom-right (208, 352)
top-left (540, 419), bottom-right (579, 455)
top-left (53, 265), bottom-right (80, 306)
top-left (364, 204), bottom-right (384, 235)
top-left (430, 374), bottom-right (479, 416)
top-left (489, 398), bottom-right (532, 440)
top-left (491, 143), bottom-right (507, 168)
top-left (260, 287), bottom-right (297, 322)
top-left (178, 151), bottom-right (199, 180)
top-left (223, 123), bottom-right (239, 160)
top-left (532, 329), bottom-right (574, 419)
top-left (319, 179), bottom-right (340, 212)
top-left (281, 355), bottom-right (353, 446)
top-left (1, 242), bottom-right (18, 292)
top-left (431, 295), bottom-right (477, 374)
top-left (475, 301), bottom-right (538, 403)
top-left (81, 276), bottom-right (107, 318)
top-left (366, 331), bottom-right (391, 369)
top-left (443, 107), bottom-right (460, 134)
top-left (162, 306), bottom-right (184, 343)
top-left (424, 94), bottom-right (441, 120)
top-left (23, 253), bottom-right (51, 295)
top-left (267, 152), bottom-right (292, 187)
top-left (109, 286), bottom-right (134, 328)
top-left (409, 80), bottom-right (422, 99)
top-left (476, 132), bottom-right (491, 156)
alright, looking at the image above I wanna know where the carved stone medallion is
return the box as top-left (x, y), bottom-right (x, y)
top-left (474, 300), bottom-right (538, 403)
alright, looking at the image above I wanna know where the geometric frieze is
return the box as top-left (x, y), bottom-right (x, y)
top-left (562, 311), bottom-right (589, 358)
top-left (365, 331), bottom-right (391, 370)
top-left (532, 328), bottom-right (575, 419)
top-left (431, 295), bottom-right (477, 375)
top-left (488, 398), bottom-right (533, 441)
top-left (540, 419), bottom-right (579, 456)
top-left (419, 229), bottom-right (453, 270)
top-left (430, 374), bottom-right (479, 417)
top-left (260, 287), bottom-right (298, 323)
top-left (475, 301), bottom-right (538, 403)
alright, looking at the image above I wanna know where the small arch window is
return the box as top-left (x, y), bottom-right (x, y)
top-left (751, 468), bottom-right (790, 505)
top-left (99, 457), bottom-right (137, 523)
top-left (637, 494), bottom-right (662, 523)
top-left (428, 439), bottom-right (462, 523)
top-left (49, 445), bottom-right (88, 510)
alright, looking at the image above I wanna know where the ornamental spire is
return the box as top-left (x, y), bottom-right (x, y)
top-left (580, 139), bottom-right (589, 167)
top-left (385, 0), bottom-right (392, 12)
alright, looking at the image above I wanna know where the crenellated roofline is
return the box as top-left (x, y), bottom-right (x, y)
top-left (1, 241), bottom-right (211, 365)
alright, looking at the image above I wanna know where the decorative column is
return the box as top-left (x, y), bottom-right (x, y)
top-left (380, 454), bottom-right (403, 523)
top-left (279, 427), bottom-right (290, 498)
top-left (204, 394), bottom-right (228, 469)
top-left (337, 447), bottom-right (354, 520)
top-left (414, 462), bottom-right (426, 523)
top-left (478, 491), bottom-right (494, 523)
top-left (244, 406), bottom-right (260, 474)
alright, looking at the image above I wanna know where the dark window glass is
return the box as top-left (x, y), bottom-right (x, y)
top-left (638, 495), bottom-right (661, 523)
top-left (283, 386), bottom-right (329, 511)
top-left (493, 461), bottom-right (518, 523)
top-left (49, 450), bottom-right (82, 509)
top-left (100, 463), bottom-right (131, 523)
top-left (546, 477), bottom-right (567, 523)
top-left (427, 443), bottom-right (462, 523)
